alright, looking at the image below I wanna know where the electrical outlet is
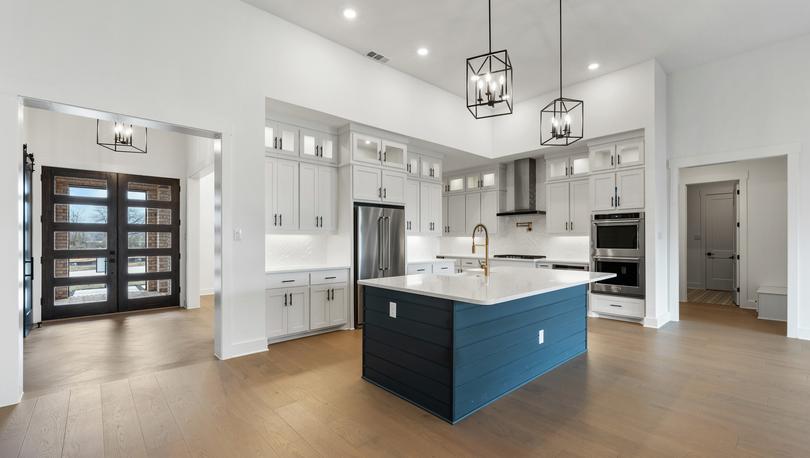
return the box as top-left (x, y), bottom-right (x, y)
top-left (538, 329), bottom-right (544, 345)
top-left (389, 301), bottom-right (397, 318)
top-left (233, 228), bottom-right (243, 241)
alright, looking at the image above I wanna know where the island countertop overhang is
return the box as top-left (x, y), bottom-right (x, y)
top-left (357, 267), bottom-right (616, 305)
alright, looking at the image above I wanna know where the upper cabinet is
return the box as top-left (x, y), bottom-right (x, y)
top-left (299, 163), bottom-right (338, 232)
top-left (546, 151), bottom-right (590, 181)
top-left (465, 169), bottom-right (499, 191)
top-left (300, 128), bottom-right (337, 164)
top-left (420, 155), bottom-right (442, 182)
top-left (419, 182), bottom-right (442, 235)
top-left (590, 169), bottom-right (645, 212)
top-left (266, 157), bottom-right (299, 231)
top-left (352, 165), bottom-right (406, 205)
top-left (265, 121), bottom-right (299, 157)
top-left (546, 179), bottom-right (589, 235)
top-left (589, 136), bottom-right (644, 172)
top-left (352, 133), bottom-right (407, 170)
top-left (444, 175), bottom-right (465, 193)
top-left (406, 153), bottom-right (420, 177)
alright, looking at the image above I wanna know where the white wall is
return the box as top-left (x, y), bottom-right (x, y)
top-left (0, 0), bottom-right (499, 405)
top-left (681, 158), bottom-right (787, 307)
top-left (24, 107), bottom-right (194, 321)
top-left (669, 33), bottom-right (810, 337)
top-left (199, 172), bottom-right (215, 295)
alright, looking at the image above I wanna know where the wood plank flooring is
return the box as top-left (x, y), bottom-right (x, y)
top-left (3, 299), bottom-right (808, 457)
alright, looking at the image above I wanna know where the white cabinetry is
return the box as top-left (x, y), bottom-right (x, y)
top-left (266, 268), bottom-right (349, 342)
top-left (463, 190), bottom-right (500, 234)
top-left (445, 194), bottom-right (466, 235)
top-left (266, 286), bottom-right (309, 338)
top-left (351, 133), bottom-right (407, 170)
top-left (419, 182), bottom-right (442, 235)
top-left (265, 121), bottom-right (299, 156)
top-left (299, 163), bottom-right (337, 232)
top-left (546, 151), bottom-right (590, 181)
top-left (590, 293), bottom-right (644, 319)
top-left (420, 155), bottom-right (442, 181)
top-left (266, 158), bottom-right (299, 231)
top-left (546, 179), bottom-right (589, 235)
top-left (589, 137), bottom-right (644, 172)
top-left (352, 166), bottom-right (406, 204)
top-left (406, 153), bottom-right (420, 177)
top-left (466, 170), bottom-right (499, 191)
top-left (591, 169), bottom-right (645, 211)
top-left (405, 180), bottom-right (420, 233)
top-left (300, 129), bottom-right (337, 163)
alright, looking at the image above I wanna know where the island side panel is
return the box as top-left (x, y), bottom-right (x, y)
top-left (452, 285), bottom-right (588, 422)
top-left (362, 286), bottom-right (455, 422)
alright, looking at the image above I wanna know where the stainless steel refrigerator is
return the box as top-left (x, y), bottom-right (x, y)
top-left (354, 203), bottom-right (406, 326)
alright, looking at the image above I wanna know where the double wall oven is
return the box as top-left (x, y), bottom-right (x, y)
top-left (590, 212), bottom-right (645, 298)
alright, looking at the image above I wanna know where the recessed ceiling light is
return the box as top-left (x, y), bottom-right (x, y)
top-left (417, 47), bottom-right (429, 57)
top-left (342, 8), bottom-right (357, 20)
top-left (587, 62), bottom-right (600, 71)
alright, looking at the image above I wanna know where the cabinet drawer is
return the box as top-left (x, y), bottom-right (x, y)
top-left (590, 293), bottom-right (644, 319)
top-left (266, 272), bottom-right (309, 289)
top-left (433, 261), bottom-right (455, 275)
top-left (407, 263), bottom-right (432, 274)
top-left (310, 269), bottom-right (348, 285)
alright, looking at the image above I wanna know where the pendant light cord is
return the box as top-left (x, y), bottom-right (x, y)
top-left (488, 0), bottom-right (492, 53)
top-left (559, 0), bottom-right (563, 100)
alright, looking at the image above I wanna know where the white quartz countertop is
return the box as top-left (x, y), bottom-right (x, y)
top-left (266, 265), bottom-right (349, 274)
top-left (357, 266), bottom-right (615, 305)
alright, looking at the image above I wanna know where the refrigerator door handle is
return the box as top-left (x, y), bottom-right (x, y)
top-left (385, 216), bottom-right (392, 271)
top-left (377, 216), bottom-right (385, 271)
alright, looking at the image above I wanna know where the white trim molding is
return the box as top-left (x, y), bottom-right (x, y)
top-left (668, 142), bottom-right (800, 339)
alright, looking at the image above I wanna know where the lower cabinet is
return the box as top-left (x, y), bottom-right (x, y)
top-left (266, 286), bottom-right (310, 338)
top-left (266, 269), bottom-right (349, 341)
top-left (310, 284), bottom-right (348, 331)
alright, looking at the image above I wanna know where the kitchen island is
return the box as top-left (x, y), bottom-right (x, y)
top-left (358, 267), bottom-right (615, 423)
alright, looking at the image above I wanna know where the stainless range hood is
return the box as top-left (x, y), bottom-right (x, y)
top-left (496, 158), bottom-right (546, 216)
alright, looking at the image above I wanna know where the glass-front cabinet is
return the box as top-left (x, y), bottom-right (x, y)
top-left (265, 120), bottom-right (299, 156)
top-left (300, 128), bottom-right (337, 163)
top-left (466, 170), bottom-right (498, 191)
top-left (445, 175), bottom-right (465, 193)
top-left (420, 155), bottom-right (442, 181)
top-left (352, 133), bottom-right (407, 169)
top-left (406, 153), bottom-right (420, 176)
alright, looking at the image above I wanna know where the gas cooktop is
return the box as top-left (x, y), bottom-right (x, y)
top-left (492, 254), bottom-right (547, 260)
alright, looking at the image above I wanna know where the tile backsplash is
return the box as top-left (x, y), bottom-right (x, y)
top-left (266, 234), bottom-right (349, 267)
top-left (438, 213), bottom-right (589, 261)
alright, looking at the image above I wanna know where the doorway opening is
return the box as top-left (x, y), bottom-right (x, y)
top-left (20, 99), bottom-right (222, 397)
top-left (676, 156), bottom-right (788, 335)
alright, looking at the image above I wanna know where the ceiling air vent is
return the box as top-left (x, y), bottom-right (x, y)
top-left (365, 51), bottom-right (390, 64)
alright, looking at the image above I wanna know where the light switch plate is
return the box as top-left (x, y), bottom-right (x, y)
top-left (389, 302), bottom-right (397, 318)
top-left (538, 329), bottom-right (544, 345)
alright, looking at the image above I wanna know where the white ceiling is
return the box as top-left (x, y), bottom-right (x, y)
top-left (244, 0), bottom-right (810, 100)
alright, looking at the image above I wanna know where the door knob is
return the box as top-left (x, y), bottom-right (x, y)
top-left (706, 252), bottom-right (712, 256)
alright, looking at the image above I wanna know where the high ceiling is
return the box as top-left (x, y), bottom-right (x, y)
top-left (244, 0), bottom-right (810, 100)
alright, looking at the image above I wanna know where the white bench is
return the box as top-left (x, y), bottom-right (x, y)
top-left (756, 286), bottom-right (787, 322)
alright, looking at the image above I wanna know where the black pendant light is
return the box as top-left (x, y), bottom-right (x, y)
top-left (540, 0), bottom-right (583, 146)
top-left (466, 0), bottom-right (513, 119)
top-left (96, 119), bottom-right (148, 153)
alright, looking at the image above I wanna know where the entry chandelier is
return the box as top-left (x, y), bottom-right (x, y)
top-left (466, 0), bottom-right (513, 119)
top-left (96, 119), bottom-right (148, 153)
top-left (540, 0), bottom-right (583, 146)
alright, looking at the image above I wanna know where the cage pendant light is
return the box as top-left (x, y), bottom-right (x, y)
top-left (96, 119), bottom-right (148, 153)
top-left (466, 0), bottom-right (513, 119)
top-left (540, 0), bottom-right (583, 146)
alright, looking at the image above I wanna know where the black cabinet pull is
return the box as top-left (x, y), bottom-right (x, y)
top-left (610, 155), bottom-right (614, 166)
top-left (610, 196), bottom-right (614, 207)
top-left (274, 214), bottom-right (278, 226)
top-left (280, 214), bottom-right (283, 226)
top-left (565, 221), bottom-right (568, 231)
top-left (282, 279), bottom-right (295, 283)
top-left (289, 293), bottom-right (293, 306)
top-left (325, 276), bottom-right (336, 279)
top-left (279, 138), bottom-right (283, 150)
top-left (273, 137), bottom-right (278, 149)
top-left (383, 188), bottom-right (387, 199)
top-left (283, 293), bottom-right (287, 306)
top-left (617, 196), bottom-right (621, 207)
top-left (609, 304), bottom-right (622, 308)
top-left (378, 187), bottom-right (382, 198)
top-left (570, 221), bottom-right (574, 231)
top-left (617, 154), bottom-right (621, 165)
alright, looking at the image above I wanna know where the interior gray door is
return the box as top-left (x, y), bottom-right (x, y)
top-left (704, 192), bottom-right (735, 291)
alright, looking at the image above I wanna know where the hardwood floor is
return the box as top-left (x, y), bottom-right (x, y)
top-left (23, 296), bottom-right (215, 399)
top-left (3, 299), bottom-right (809, 457)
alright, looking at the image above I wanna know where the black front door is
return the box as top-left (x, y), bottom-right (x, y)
top-left (41, 167), bottom-right (181, 320)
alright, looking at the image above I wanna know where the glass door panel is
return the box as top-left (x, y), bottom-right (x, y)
top-left (41, 167), bottom-right (118, 320)
top-left (118, 174), bottom-right (180, 311)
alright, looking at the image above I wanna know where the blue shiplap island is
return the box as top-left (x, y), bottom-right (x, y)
top-left (358, 267), bottom-right (615, 424)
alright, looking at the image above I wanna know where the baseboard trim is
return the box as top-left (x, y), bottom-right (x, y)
top-left (216, 338), bottom-right (268, 360)
top-left (796, 327), bottom-right (810, 341)
top-left (0, 389), bottom-right (23, 408)
top-left (199, 289), bottom-right (214, 296)
top-left (643, 313), bottom-right (671, 329)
